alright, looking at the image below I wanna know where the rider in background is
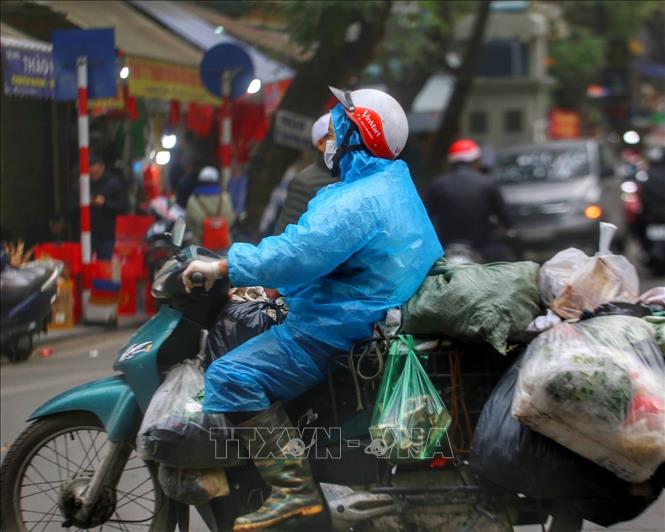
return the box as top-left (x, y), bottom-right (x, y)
top-left (272, 112), bottom-right (338, 235)
top-left (425, 139), bottom-right (513, 261)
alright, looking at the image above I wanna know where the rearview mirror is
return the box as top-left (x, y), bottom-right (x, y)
top-left (172, 217), bottom-right (186, 248)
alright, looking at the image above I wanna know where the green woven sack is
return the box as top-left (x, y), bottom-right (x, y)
top-left (402, 259), bottom-right (541, 354)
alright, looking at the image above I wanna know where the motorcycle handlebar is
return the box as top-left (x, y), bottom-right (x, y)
top-left (189, 271), bottom-right (206, 287)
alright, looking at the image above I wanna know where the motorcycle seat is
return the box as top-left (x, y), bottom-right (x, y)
top-left (1, 262), bottom-right (55, 312)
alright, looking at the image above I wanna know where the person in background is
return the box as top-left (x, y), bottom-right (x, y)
top-left (185, 166), bottom-right (235, 248)
top-left (86, 153), bottom-right (129, 260)
top-left (175, 160), bottom-right (200, 209)
top-left (425, 139), bottom-right (513, 261)
top-left (272, 113), bottom-right (338, 235)
top-left (257, 152), bottom-right (310, 238)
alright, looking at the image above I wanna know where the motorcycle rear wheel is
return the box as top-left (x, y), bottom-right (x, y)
top-left (6, 333), bottom-right (34, 363)
top-left (0, 412), bottom-right (175, 532)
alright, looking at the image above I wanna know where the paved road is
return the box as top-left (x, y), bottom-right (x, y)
top-left (1, 262), bottom-right (663, 531)
top-left (1, 329), bottom-right (133, 456)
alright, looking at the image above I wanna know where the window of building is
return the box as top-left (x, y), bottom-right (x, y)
top-left (478, 39), bottom-right (529, 77)
top-left (469, 111), bottom-right (488, 134)
top-left (504, 110), bottom-right (523, 133)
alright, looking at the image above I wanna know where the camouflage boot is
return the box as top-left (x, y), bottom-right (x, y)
top-left (233, 403), bottom-right (324, 531)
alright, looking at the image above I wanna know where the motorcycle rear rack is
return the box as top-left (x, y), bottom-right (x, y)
top-left (325, 334), bottom-right (516, 444)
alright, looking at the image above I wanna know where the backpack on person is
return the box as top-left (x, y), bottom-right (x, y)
top-left (194, 195), bottom-right (230, 250)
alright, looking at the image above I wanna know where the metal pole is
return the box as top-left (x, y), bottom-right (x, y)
top-left (77, 56), bottom-right (91, 264)
top-left (219, 72), bottom-right (233, 190)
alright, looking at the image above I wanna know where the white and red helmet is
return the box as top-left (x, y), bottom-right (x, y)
top-left (329, 86), bottom-right (408, 160)
top-left (448, 139), bottom-right (481, 163)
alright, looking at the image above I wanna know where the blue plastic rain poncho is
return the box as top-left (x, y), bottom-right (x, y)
top-left (204, 105), bottom-right (443, 412)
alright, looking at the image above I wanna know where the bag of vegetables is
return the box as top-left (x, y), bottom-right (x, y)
top-left (369, 335), bottom-right (451, 463)
top-left (512, 315), bottom-right (665, 482)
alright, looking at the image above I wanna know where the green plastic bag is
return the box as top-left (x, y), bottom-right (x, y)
top-left (369, 335), bottom-right (451, 462)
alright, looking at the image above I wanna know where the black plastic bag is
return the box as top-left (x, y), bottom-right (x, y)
top-left (140, 411), bottom-right (246, 469)
top-left (138, 360), bottom-right (243, 469)
top-left (580, 301), bottom-right (650, 320)
top-left (206, 300), bottom-right (285, 364)
top-left (158, 464), bottom-right (229, 506)
top-left (470, 353), bottom-right (658, 527)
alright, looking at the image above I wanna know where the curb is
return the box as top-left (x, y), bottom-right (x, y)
top-left (35, 316), bottom-right (150, 347)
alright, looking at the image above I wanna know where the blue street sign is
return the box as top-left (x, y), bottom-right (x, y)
top-left (52, 28), bottom-right (117, 101)
top-left (200, 43), bottom-right (254, 100)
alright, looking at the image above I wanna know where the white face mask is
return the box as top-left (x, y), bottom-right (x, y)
top-left (323, 139), bottom-right (337, 170)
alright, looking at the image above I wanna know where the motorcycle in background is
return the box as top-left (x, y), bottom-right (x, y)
top-left (0, 251), bottom-right (62, 362)
top-left (623, 147), bottom-right (665, 275)
top-left (145, 198), bottom-right (193, 278)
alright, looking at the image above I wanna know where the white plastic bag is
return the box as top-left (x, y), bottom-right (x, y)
top-left (525, 309), bottom-right (563, 333)
top-left (512, 315), bottom-right (665, 482)
top-left (538, 223), bottom-right (639, 319)
top-left (137, 360), bottom-right (232, 464)
top-left (638, 286), bottom-right (665, 307)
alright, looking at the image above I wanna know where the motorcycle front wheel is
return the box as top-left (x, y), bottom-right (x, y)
top-left (1, 412), bottom-right (175, 532)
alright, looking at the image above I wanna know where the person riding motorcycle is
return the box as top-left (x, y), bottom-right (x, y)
top-left (425, 139), bottom-right (514, 261)
top-left (183, 87), bottom-right (442, 530)
top-left (637, 145), bottom-right (665, 272)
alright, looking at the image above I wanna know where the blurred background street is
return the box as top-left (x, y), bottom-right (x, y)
top-left (1, 0), bottom-right (664, 530)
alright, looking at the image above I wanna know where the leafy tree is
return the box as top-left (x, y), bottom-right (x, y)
top-left (242, 1), bottom-right (391, 236)
top-left (224, 1), bottom-right (490, 229)
top-left (550, 0), bottom-right (663, 108)
top-left (549, 28), bottom-right (604, 108)
top-left (423, 0), bottom-right (491, 177)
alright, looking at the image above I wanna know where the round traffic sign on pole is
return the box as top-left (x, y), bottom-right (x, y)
top-left (200, 43), bottom-right (254, 100)
top-left (200, 43), bottom-right (255, 192)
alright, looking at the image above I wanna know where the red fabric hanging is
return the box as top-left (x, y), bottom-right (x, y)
top-left (123, 85), bottom-right (138, 121)
top-left (143, 163), bottom-right (160, 201)
top-left (224, 100), bottom-right (269, 163)
top-left (169, 100), bottom-right (181, 125)
top-left (186, 103), bottom-right (214, 138)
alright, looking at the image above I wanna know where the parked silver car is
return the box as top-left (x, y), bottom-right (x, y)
top-left (495, 140), bottom-right (624, 259)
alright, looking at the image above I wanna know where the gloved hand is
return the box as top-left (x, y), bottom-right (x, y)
top-left (182, 260), bottom-right (224, 292)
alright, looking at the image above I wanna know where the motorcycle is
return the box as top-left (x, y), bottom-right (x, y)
top-left (637, 151), bottom-right (665, 275)
top-left (0, 219), bottom-right (622, 531)
top-left (145, 198), bottom-right (194, 278)
top-left (0, 252), bottom-right (63, 362)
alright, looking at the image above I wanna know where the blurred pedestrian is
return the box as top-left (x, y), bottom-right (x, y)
top-left (425, 139), bottom-right (513, 261)
top-left (86, 152), bottom-right (129, 260)
top-left (272, 113), bottom-right (338, 235)
top-left (257, 155), bottom-right (306, 238)
top-left (174, 160), bottom-right (199, 209)
top-left (185, 166), bottom-right (235, 250)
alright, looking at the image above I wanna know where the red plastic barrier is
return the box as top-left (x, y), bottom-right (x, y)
top-left (118, 281), bottom-right (137, 315)
top-left (115, 215), bottom-right (154, 244)
top-left (34, 242), bottom-right (82, 276)
top-left (114, 242), bottom-right (145, 279)
top-left (82, 260), bottom-right (114, 290)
